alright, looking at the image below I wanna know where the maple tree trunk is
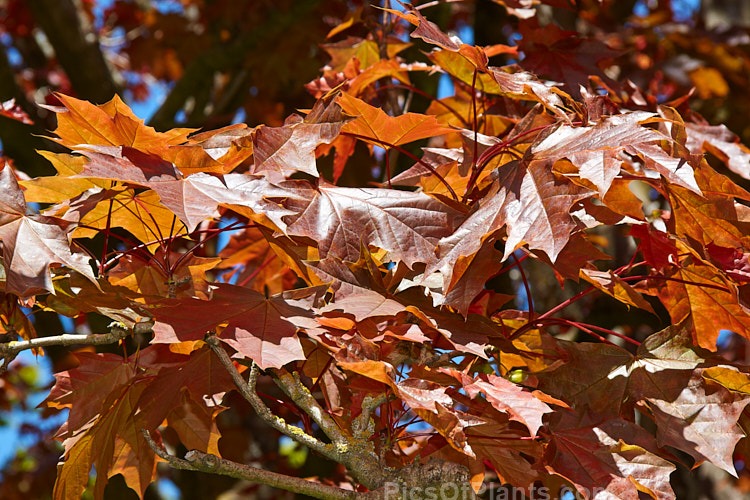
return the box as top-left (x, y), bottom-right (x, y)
top-left (147, 0), bottom-right (322, 131)
top-left (0, 46), bottom-right (59, 176)
top-left (26, 0), bottom-right (120, 103)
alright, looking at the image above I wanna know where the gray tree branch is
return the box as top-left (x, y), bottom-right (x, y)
top-left (205, 336), bottom-right (341, 461)
top-left (0, 320), bottom-right (153, 374)
top-left (141, 429), bottom-right (365, 500)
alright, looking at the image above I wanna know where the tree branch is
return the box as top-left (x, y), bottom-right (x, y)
top-left (273, 367), bottom-right (349, 444)
top-left (142, 429), bottom-right (363, 500)
top-left (27, 0), bottom-right (120, 103)
top-left (205, 336), bottom-right (341, 461)
top-left (353, 393), bottom-right (388, 439)
top-left (0, 320), bottom-right (153, 374)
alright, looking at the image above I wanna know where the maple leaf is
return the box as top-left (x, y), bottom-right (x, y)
top-left (48, 93), bottom-right (192, 152)
top-left (281, 181), bottom-right (462, 268)
top-left (532, 111), bottom-right (671, 196)
top-left (150, 283), bottom-right (314, 369)
top-left (685, 122), bottom-right (750, 180)
top-left (668, 181), bottom-right (750, 250)
top-left (136, 346), bottom-right (234, 434)
top-left (0, 98), bottom-right (33, 125)
top-left (403, 298), bottom-right (507, 358)
top-left (538, 323), bottom-right (750, 475)
top-left (448, 370), bottom-right (552, 436)
top-left (251, 97), bottom-right (348, 182)
top-left (655, 257), bottom-right (750, 349)
top-left (441, 239), bottom-right (505, 315)
top-left (107, 248), bottom-right (220, 300)
top-left (517, 20), bottom-right (619, 95)
top-left (338, 93), bottom-right (453, 148)
top-left (0, 164), bottom-right (96, 296)
top-left (320, 36), bottom-right (408, 73)
top-left (428, 158), bottom-right (591, 291)
top-left (44, 352), bottom-right (158, 500)
top-left (546, 411), bottom-right (676, 500)
top-left (395, 378), bottom-right (483, 457)
top-left (45, 273), bottom-right (147, 328)
top-left (580, 268), bottom-right (655, 313)
top-left (60, 187), bottom-right (188, 248)
top-left (706, 243), bottom-right (750, 283)
top-left (346, 59), bottom-right (411, 97)
top-left (0, 292), bottom-right (36, 340)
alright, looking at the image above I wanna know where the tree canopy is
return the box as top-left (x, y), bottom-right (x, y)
top-left (3, 1), bottom-right (750, 499)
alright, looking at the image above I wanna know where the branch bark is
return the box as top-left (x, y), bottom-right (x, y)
top-left (142, 429), bottom-right (475, 500)
top-left (205, 336), bottom-right (341, 461)
top-left (142, 429), bottom-right (362, 500)
top-left (0, 320), bottom-right (152, 373)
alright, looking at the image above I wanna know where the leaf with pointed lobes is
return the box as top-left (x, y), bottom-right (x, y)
top-left (44, 352), bottom-right (143, 434)
top-left (251, 97), bottom-right (348, 182)
top-left (579, 268), bottom-right (655, 314)
top-left (537, 323), bottom-right (750, 475)
top-left (0, 98), bottom-right (32, 124)
top-left (706, 243), bottom-right (750, 283)
top-left (546, 411), bottom-right (676, 500)
top-left (150, 283), bottom-right (317, 369)
top-left (59, 187), bottom-right (188, 249)
top-left (628, 224), bottom-right (678, 272)
top-left (280, 181), bottom-right (463, 268)
top-left (490, 68), bottom-right (570, 117)
top-left (0, 293), bottom-right (36, 340)
top-left (383, 2), bottom-right (462, 50)
top-left (428, 159), bottom-right (591, 289)
top-left (395, 378), bottom-right (484, 457)
top-left (43, 351), bottom-right (170, 500)
top-left (685, 122), bottom-right (750, 180)
top-left (517, 20), bottom-right (620, 97)
top-left (532, 111), bottom-right (671, 196)
top-left (338, 93), bottom-right (453, 148)
top-left (53, 382), bottom-right (155, 500)
top-left (108, 248), bottom-right (220, 301)
top-left (668, 181), bottom-right (750, 250)
top-left (0, 164), bottom-right (96, 296)
top-left (402, 295), bottom-right (509, 359)
top-left (655, 257), bottom-right (750, 350)
top-left (136, 346), bottom-right (234, 435)
top-left (46, 93), bottom-right (193, 152)
top-left (441, 238), bottom-right (505, 315)
top-left (73, 146), bottom-right (180, 185)
top-left (444, 369), bottom-right (552, 437)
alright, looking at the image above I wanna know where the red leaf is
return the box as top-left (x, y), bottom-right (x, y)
top-left (0, 99), bottom-right (32, 125)
top-left (338, 93), bottom-right (453, 148)
top-left (151, 283), bottom-right (313, 369)
top-left (0, 164), bottom-right (96, 295)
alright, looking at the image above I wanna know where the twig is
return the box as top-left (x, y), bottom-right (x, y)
top-left (272, 368), bottom-right (349, 444)
top-left (205, 336), bottom-right (340, 461)
top-left (353, 393), bottom-right (389, 439)
top-left (141, 429), bottom-right (361, 500)
top-left (0, 321), bottom-right (152, 374)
